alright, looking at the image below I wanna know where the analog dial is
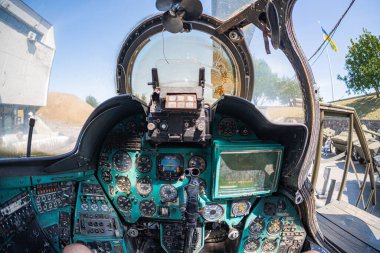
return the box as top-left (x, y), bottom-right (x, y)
top-left (112, 151), bottom-right (132, 172)
top-left (159, 184), bottom-right (178, 202)
top-left (249, 216), bottom-right (265, 235)
top-left (136, 155), bottom-right (152, 173)
top-left (124, 121), bottom-right (138, 136)
top-left (244, 237), bottom-right (260, 252)
top-left (231, 200), bottom-right (251, 217)
top-left (136, 177), bottom-right (152, 197)
top-left (117, 196), bottom-right (132, 212)
top-left (101, 169), bottom-right (112, 183)
top-left (217, 118), bottom-right (237, 137)
top-left (188, 156), bottom-right (206, 173)
top-left (262, 239), bottom-right (278, 252)
top-left (139, 200), bottom-right (156, 217)
top-left (267, 218), bottom-right (283, 236)
top-left (202, 204), bottom-right (224, 221)
top-left (116, 176), bottom-right (131, 193)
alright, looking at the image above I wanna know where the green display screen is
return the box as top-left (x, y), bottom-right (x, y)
top-left (216, 150), bottom-right (281, 197)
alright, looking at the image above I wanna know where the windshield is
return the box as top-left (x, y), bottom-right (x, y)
top-left (130, 31), bottom-right (240, 104)
top-left (0, 0), bottom-right (304, 158)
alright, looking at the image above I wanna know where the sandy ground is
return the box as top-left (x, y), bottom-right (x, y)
top-left (312, 152), bottom-right (380, 217)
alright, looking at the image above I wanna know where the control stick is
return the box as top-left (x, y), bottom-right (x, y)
top-left (183, 168), bottom-right (201, 253)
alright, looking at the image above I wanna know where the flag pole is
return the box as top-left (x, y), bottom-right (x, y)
top-left (326, 47), bottom-right (335, 101)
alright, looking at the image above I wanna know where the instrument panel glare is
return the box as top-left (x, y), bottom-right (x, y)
top-left (115, 176), bottom-right (132, 193)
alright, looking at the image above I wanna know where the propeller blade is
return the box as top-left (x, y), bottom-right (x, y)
top-left (163, 12), bottom-right (183, 33)
top-left (179, 0), bottom-right (203, 21)
top-left (156, 0), bottom-right (180, 11)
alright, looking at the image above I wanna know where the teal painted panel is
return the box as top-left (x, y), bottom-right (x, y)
top-left (0, 176), bottom-right (31, 189)
top-left (237, 195), bottom-right (306, 253)
top-left (31, 172), bottom-right (85, 185)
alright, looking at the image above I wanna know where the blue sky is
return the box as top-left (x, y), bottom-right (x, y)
top-left (24, 0), bottom-right (379, 103)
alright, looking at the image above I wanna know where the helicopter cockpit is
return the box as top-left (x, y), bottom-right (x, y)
top-left (0, 0), bottom-right (325, 252)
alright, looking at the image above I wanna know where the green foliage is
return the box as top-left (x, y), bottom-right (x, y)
top-left (85, 95), bottom-right (98, 108)
top-left (338, 29), bottom-right (380, 98)
top-left (253, 59), bottom-right (302, 105)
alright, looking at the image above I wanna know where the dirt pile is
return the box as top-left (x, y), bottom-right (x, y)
top-left (36, 92), bottom-right (94, 126)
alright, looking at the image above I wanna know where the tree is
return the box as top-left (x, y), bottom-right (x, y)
top-left (277, 77), bottom-right (302, 105)
top-left (86, 95), bottom-right (98, 108)
top-left (253, 59), bottom-right (278, 105)
top-left (338, 29), bottom-right (380, 98)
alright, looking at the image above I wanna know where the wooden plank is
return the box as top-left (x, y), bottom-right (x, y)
top-left (318, 201), bottom-right (380, 250)
top-left (317, 214), bottom-right (377, 253)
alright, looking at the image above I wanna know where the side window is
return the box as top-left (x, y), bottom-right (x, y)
top-left (249, 28), bottom-right (305, 123)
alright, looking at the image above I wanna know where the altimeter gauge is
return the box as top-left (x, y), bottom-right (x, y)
top-left (202, 204), bottom-right (224, 221)
top-left (267, 218), bottom-right (283, 236)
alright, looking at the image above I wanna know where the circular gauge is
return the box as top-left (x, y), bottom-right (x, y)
top-left (217, 118), bottom-right (237, 137)
top-left (136, 155), bottom-right (152, 173)
top-left (199, 178), bottom-right (207, 195)
top-left (81, 203), bottom-right (88, 210)
top-left (116, 176), bottom-right (132, 193)
top-left (262, 239), bottom-right (278, 252)
top-left (90, 203), bottom-right (98, 211)
top-left (264, 202), bottom-right (276, 216)
top-left (249, 216), bottom-right (266, 235)
top-left (188, 156), bottom-right (207, 173)
top-left (117, 196), bottom-right (132, 212)
top-left (267, 218), bottom-right (283, 236)
top-left (239, 125), bottom-right (251, 136)
top-left (101, 169), bottom-right (112, 183)
top-left (139, 200), bottom-right (156, 217)
top-left (244, 237), bottom-right (260, 252)
top-left (136, 177), bottom-right (153, 197)
top-left (101, 204), bottom-right (109, 212)
top-left (202, 204), bottom-right (224, 221)
top-left (159, 184), bottom-right (178, 202)
top-left (112, 151), bottom-right (132, 172)
top-left (125, 121), bottom-right (138, 136)
top-left (231, 200), bottom-right (251, 217)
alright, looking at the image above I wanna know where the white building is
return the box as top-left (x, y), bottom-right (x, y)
top-left (0, 0), bottom-right (55, 131)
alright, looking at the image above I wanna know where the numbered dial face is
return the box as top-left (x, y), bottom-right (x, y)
top-left (116, 176), bottom-right (131, 193)
top-left (112, 151), bottom-right (132, 172)
top-left (218, 118), bottom-right (237, 137)
top-left (159, 184), bottom-right (178, 202)
top-left (188, 156), bottom-right (206, 173)
top-left (249, 217), bottom-right (266, 235)
top-left (101, 169), bottom-right (112, 183)
top-left (267, 218), bottom-right (283, 236)
top-left (202, 204), bottom-right (224, 221)
top-left (262, 239), bottom-right (278, 252)
top-left (139, 200), bottom-right (156, 217)
top-left (124, 121), bottom-right (138, 136)
top-left (136, 177), bottom-right (152, 197)
top-left (199, 178), bottom-right (207, 195)
top-left (136, 155), bottom-right (152, 173)
top-left (244, 237), bottom-right (260, 252)
top-left (117, 196), bottom-right (132, 212)
top-left (231, 200), bottom-right (251, 217)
